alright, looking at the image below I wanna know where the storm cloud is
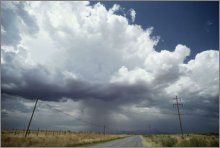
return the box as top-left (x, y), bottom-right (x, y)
top-left (1, 1), bottom-right (39, 46)
top-left (1, 1), bottom-right (219, 133)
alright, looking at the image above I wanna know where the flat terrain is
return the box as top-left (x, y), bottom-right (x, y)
top-left (1, 130), bottom-right (127, 147)
top-left (143, 133), bottom-right (219, 147)
top-left (2, 130), bottom-right (218, 147)
top-left (92, 135), bottom-right (143, 147)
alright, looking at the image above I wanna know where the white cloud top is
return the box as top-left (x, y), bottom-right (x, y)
top-left (129, 9), bottom-right (136, 23)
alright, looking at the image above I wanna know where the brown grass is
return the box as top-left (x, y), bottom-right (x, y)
top-left (144, 133), bottom-right (219, 147)
top-left (1, 130), bottom-right (128, 147)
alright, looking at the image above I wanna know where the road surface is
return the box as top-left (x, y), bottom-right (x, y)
top-left (92, 135), bottom-right (143, 147)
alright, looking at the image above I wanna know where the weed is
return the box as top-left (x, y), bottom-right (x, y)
top-left (161, 136), bottom-right (177, 147)
top-left (144, 133), bottom-right (219, 147)
top-left (208, 138), bottom-right (219, 147)
top-left (189, 137), bottom-right (207, 146)
top-left (1, 130), bottom-right (127, 147)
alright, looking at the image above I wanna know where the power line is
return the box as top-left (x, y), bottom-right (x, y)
top-left (51, 107), bottom-right (118, 134)
top-left (50, 106), bottom-right (104, 128)
top-left (46, 101), bottom-right (213, 134)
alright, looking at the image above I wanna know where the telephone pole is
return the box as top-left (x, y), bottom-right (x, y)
top-left (25, 98), bottom-right (39, 138)
top-left (148, 124), bottom-right (151, 134)
top-left (173, 96), bottom-right (184, 138)
top-left (103, 125), bottom-right (106, 135)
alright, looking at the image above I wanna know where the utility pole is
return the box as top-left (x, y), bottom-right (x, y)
top-left (173, 96), bottom-right (184, 138)
top-left (103, 125), bottom-right (106, 135)
top-left (36, 128), bottom-right (39, 136)
top-left (25, 98), bottom-right (39, 138)
top-left (14, 129), bottom-right (17, 135)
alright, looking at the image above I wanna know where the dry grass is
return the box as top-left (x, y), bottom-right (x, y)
top-left (144, 133), bottom-right (219, 147)
top-left (1, 130), bottom-right (128, 147)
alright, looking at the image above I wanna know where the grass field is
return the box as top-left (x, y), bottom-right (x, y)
top-left (1, 129), bottom-right (128, 147)
top-left (143, 133), bottom-right (219, 147)
top-left (2, 129), bottom-right (219, 147)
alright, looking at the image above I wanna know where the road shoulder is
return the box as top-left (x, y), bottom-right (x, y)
top-left (141, 135), bottom-right (155, 147)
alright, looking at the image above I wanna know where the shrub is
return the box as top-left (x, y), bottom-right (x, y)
top-left (189, 137), bottom-right (207, 147)
top-left (175, 139), bottom-right (191, 147)
top-left (146, 134), bottom-right (219, 147)
top-left (160, 136), bottom-right (177, 147)
top-left (208, 139), bottom-right (219, 147)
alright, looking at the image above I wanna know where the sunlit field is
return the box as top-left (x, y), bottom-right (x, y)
top-left (1, 129), bottom-right (128, 147)
top-left (143, 133), bottom-right (219, 147)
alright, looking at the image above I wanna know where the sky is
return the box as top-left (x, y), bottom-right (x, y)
top-left (1, 1), bottom-right (219, 134)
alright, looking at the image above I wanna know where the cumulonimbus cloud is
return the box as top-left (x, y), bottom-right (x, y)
top-left (1, 1), bottom-right (219, 132)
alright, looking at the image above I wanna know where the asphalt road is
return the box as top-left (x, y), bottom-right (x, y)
top-left (92, 135), bottom-right (143, 147)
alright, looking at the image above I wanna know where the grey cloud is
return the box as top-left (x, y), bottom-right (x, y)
top-left (183, 96), bottom-right (219, 119)
top-left (16, 2), bottom-right (39, 34)
top-left (2, 72), bottom-right (152, 103)
top-left (1, 94), bottom-right (34, 114)
top-left (1, 110), bottom-right (8, 118)
top-left (1, 48), bottom-right (218, 133)
top-left (1, 8), bottom-right (21, 46)
top-left (1, 49), bottom-right (218, 133)
top-left (1, 91), bottom-right (218, 133)
top-left (1, 1), bottom-right (39, 47)
top-left (1, 49), bottom-right (154, 102)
